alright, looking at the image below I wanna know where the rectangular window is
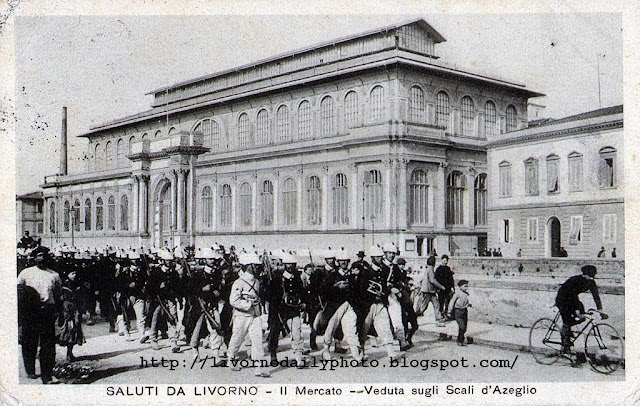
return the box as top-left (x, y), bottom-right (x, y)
top-left (599, 154), bottom-right (616, 188)
top-left (37, 222), bottom-right (43, 234)
top-left (525, 159), bottom-right (539, 195)
top-left (546, 158), bottom-right (559, 193)
top-left (499, 164), bottom-right (511, 197)
top-left (569, 215), bottom-right (583, 244)
top-left (527, 218), bottom-right (538, 243)
top-left (503, 219), bottom-right (512, 243)
top-left (568, 154), bottom-right (584, 191)
top-left (603, 214), bottom-right (617, 243)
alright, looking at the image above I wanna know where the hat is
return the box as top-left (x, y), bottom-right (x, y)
top-left (174, 250), bottom-right (184, 259)
top-left (396, 258), bottom-right (406, 265)
top-left (366, 245), bottom-right (384, 257)
top-left (441, 254), bottom-right (449, 260)
top-left (356, 250), bottom-right (365, 258)
top-left (196, 248), bottom-right (215, 259)
top-left (382, 243), bottom-right (396, 253)
top-left (280, 253), bottom-right (297, 264)
top-left (128, 251), bottom-right (141, 260)
top-left (581, 265), bottom-right (597, 277)
top-left (30, 246), bottom-right (50, 257)
top-left (458, 279), bottom-right (469, 286)
top-left (158, 249), bottom-right (174, 261)
top-left (335, 250), bottom-right (351, 262)
top-left (238, 253), bottom-right (262, 266)
top-left (323, 249), bottom-right (337, 260)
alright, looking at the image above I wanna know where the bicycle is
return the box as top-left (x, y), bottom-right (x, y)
top-left (528, 308), bottom-right (624, 374)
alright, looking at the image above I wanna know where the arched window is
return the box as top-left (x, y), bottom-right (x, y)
top-left (409, 169), bottom-right (429, 225)
top-left (141, 133), bottom-right (148, 140)
top-left (298, 100), bottom-right (311, 140)
top-left (307, 175), bottom-right (322, 225)
top-left (120, 195), bottom-right (129, 231)
top-left (281, 178), bottom-right (297, 226)
top-left (219, 184), bottom-right (232, 226)
top-left (506, 105), bottom-right (518, 132)
top-left (332, 173), bottom-right (349, 225)
top-left (237, 113), bottom-right (251, 148)
top-left (409, 86), bottom-right (425, 123)
top-left (484, 101), bottom-right (497, 137)
top-left (72, 199), bottom-right (81, 232)
top-left (598, 146), bottom-right (617, 188)
top-left (320, 96), bottom-right (334, 137)
top-left (168, 127), bottom-right (176, 136)
top-left (260, 180), bottom-right (274, 226)
top-left (364, 169), bottom-right (382, 221)
top-left (370, 86), bottom-right (384, 122)
top-left (474, 174), bottom-right (487, 226)
top-left (446, 171), bottom-right (465, 225)
top-left (499, 161), bottom-right (512, 197)
top-left (256, 109), bottom-right (270, 146)
top-left (194, 119), bottom-right (222, 151)
top-left (344, 91), bottom-right (359, 129)
top-left (49, 201), bottom-right (56, 233)
top-left (200, 186), bottom-right (213, 228)
top-left (154, 130), bottom-right (162, 139)
top-left (239, 182), bottom-right (252, 227)
top-left (107, 195), bottom-right (116, 230)
top-left (105, 141), bottom-right (114, 169)
top-left (84, 199), bottom-right (92, 231)
top-left (63, 200), bottom-right (70, 232)
top-left (95, 197), bottom-right (104, 231)
top-left (461, 96), bottom-right (475, 137)
top-left (276, 105), bottom-right (290, 142)
top-left (436, 91), bottom-right (450, 131)
top-left (127, 136), bottom-right (136, 167)
top-left (95, 143), bottom-right (103, 171)
top-left (117, 138), bottom-right (125, 168)
top-left (546, 154), bottom-right (560, 194)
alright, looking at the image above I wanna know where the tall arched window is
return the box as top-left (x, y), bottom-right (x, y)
top-left (344, 91), bottom-right (359, 129)
top-left (484, 101), bottom-right (497, 137)
top-left (127, 136), bottom-right (136, 167)
top-left (446, 171), bottom-right (465, 225)
top-left (168, 127), bottom-right (177, 136)
top-left (598, 146), bottom-right (617, 188)
top-left (201, 186), bottom-right (213, 228)
top-left (63, 200), bottom-right (70, 232)
top-left (84, 199), bottom-right (92, 231)
top-left (105, 141), bottom-right (114, 169)
top-left (409, 86), bottom-right (425, 123)
top-left (506, 105), bottom-right (518, 132)
top-left (370, 86), bottom-right (384, 122)
top-left (237, 113), bottom-right (251, 148)
top-left (107, 195), bottom-right (116, 230)
top-left (260, 180), bottom-right (274, 226)
top-left (219, 184), bottom-right (232, 227)
top-left (72, 199), bottom-right (81, 232)
top-left (474, 174), bottom-right (487, 226)
top-left (116, 138), bottom-right (125, 168)
top-left (49, 201), bottom-right (56, 233)
top-left (95, 143), bottom-right (103, 171)
top-left (256, 109), bottom-right (270, 145)
top-left (193, 119), bottom-right (222, 151)
top-left (281, 178), bottom-right (297, 226)
top-left (276, 105), bottom-right (290, 142)
top-left (410, 169), bottom-right (429, 225)
top-left (364, 169), bottom-right (382, 221)
top-left (141, 133), bottom-right (148, 140)
top-left (298, 100), bottom-right (311, 140)
top-left (120, 195), bottom-right (129, 231)
top-left (499, 161), bottom-right (512, 197)
top-left (95, 197), bottom-right (104, 231)
top-left (320, 96), bottom-right (334, 137)
top-left (239, 182), bottom-right (252, 227)
top-left (461, 96), bottom-right (475, 137)
top-left (154, 130), bottom-right (162, 139)
top-left (332, 173), bottom-right (349, 225)
top-left (307, 175), bottom-right (322, 226)
top-left (436, 91), bottom-right (450, 130)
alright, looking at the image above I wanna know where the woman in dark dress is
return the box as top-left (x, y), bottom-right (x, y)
top-left (59, 268), bottom-right (86, 361)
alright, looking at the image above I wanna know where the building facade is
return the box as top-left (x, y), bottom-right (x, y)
top-left (41, 18), bottom-right (543, 256)
top-left (486, 106), bottom-right (623, 259)
top-left (16, 191), bottom-right (44, 241)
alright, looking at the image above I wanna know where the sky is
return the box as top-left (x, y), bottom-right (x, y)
top-left (13, 13), bottom-right (623, 195)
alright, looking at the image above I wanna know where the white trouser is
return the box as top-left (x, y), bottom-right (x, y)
top-left (228, 315), bottom-right (264, 365)
top-left (387, 293), bottom-right (405, 340)
top-left (289, 315), bottom-right (304, 354)
top-left (323, 302), bottom-right (361, 359)
top-left (362, 302), bottom-right (395, 355)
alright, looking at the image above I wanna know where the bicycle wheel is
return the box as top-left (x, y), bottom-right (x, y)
top-left (584, 323), bottom-right (624, 374)
top-left (529, 318), bottom-right (563, 365)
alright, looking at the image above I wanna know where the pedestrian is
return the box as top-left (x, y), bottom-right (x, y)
top-left (413, 257), bottom-right (446, 327)
top-left (597, 246), bottom-right (606, 258)
top-left (434, 255), bottom-right (455, 319)
top-left (611, 248), bottom-right (617, 258)
top-left (17, 246), bottom-right (62, 384)
top-left (447, 280), bottom-right (472, 346)
top-left (58, 267), bottom-right (86, 361)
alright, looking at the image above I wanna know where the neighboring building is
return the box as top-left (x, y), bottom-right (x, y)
top-left (487, 105), bottom-right (623, 259)
top-left (41, 18), bottom-right (543, 256)
top-left (16, 191), bottom-right (44, 241)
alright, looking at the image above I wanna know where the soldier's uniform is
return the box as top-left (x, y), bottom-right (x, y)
top-left (382, 243), bottom-right (411, 351)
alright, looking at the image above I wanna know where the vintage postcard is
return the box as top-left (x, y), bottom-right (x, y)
top-left (1, 1), bottom-right (637, 404)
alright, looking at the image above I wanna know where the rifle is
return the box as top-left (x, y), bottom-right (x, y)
top-left (262, 251), bottom-right (291, 336)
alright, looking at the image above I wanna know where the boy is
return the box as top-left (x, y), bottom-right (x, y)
top-left (447, 280), bottom-right (471, 346)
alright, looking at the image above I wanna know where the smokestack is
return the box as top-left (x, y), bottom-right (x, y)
top-left (60, 107), bottom-right (67, 175)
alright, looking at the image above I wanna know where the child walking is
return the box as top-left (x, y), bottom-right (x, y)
top-left (447, 280), bottom-right (471, 346)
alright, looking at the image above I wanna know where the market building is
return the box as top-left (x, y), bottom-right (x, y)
top-left (41, 18), bottom-right (544, 256)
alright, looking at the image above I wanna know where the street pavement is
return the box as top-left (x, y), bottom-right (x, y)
top-left (18, 315), bottom-right (624, 385)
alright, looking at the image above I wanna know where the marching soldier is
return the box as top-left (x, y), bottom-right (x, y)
top-left (382, 243), bottom-right (412, 351)
top-left (116, 251), bottom-right (147, 341)
top-left (146, 249), bottom-right (180, 352)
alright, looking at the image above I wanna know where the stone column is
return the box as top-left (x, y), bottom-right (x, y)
top-left (322, 165), bottom-right (329, 231)
top-left (398, 159), bottom-right (409, 230)
top-left (384, 159), bottom-right (393, 230)
top-left (177, 169), bottom-right (187, 231)
top-left (273, 171), bottom-right (280, 230)
top-left (466, 167), bottom-right (476, 228)
top-left (252, 172), bottom-right (258, 232)
top-left (171, 170), bottom-right (178, 230)
top-left (139, 175), bottom-right (149, 234)
top-left (231, 176), bottom-right (237, 232)
top-left (349, 164), bottom-right (358, 230)
top-left (132, 175), bottom-right (139, 233)
top-left (297, 167), bottom-right (304, 230)
top-left (436, 163), bottom-right (447, 229)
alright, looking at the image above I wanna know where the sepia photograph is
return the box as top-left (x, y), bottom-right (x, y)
top-left (4, 4), bottom-right (635, 404)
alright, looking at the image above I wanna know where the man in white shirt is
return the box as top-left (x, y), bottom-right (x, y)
top-left (17, 246), bottom-right (62, 384)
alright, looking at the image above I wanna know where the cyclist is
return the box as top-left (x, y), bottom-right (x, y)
top-left (555, 265), bottom-right (608, 353)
